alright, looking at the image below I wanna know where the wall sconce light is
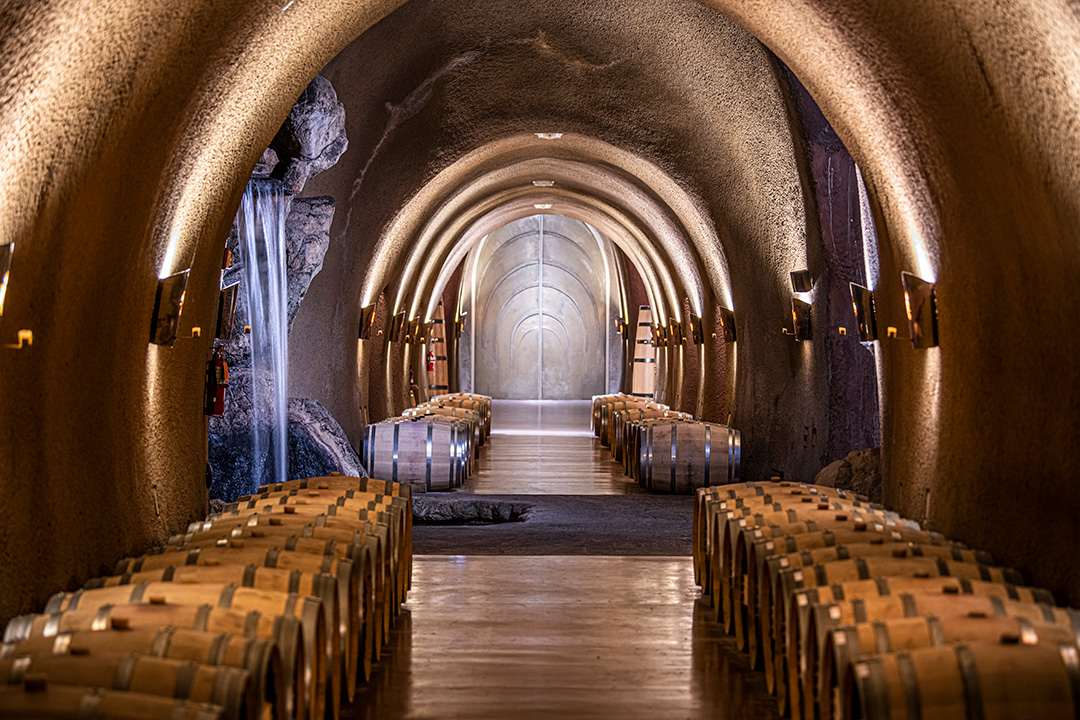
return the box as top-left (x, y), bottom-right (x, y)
top-left (790, 269), bottom-right (814, 293)
top-left (901, 271), bottom-right (938, 348)
top-left (455, 314), bottom-right (467, 339)
top-left (3, 329), bottom-right (32, 350)
top-left (689, 315), bottom-right (704, 345)
top-left (0, 243), bottom-right (12, 317)
top-left (790, 298), bottom-right (812, 341)
top-left (849, 282), bottom-right (878, 342)
top-left (389, 311), bottom-right (406, 342)
top-left (150, 269), bottom-right (190, 347)
top-left (358, 304), bottom-right (377, 340)
top-left (652, 324), bottom-right (667, 347)
top-left (215, 282), bottom-right (240, 340)
top-left (719, 307), bottom-right (737, 343)
top-left (405, 318), bottom-right (420, 344)
top-left (668, 319), bottom-right (685, 345)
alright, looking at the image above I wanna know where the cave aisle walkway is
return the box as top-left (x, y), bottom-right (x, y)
top-left (343, 400), bottom-right (777, 719)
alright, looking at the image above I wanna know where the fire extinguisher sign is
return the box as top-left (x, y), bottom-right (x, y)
top-left (427, 349), bottom-right (436, 371)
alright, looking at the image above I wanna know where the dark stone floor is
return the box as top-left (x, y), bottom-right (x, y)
top-left (412, 493), bottom-right (694, 556)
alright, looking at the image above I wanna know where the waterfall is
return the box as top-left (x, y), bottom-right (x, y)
top-left (237, 178), bottom-right (289, 487)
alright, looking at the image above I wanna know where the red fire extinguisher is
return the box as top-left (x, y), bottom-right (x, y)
top-left (427, 349), bottom-right (436, 372)
top-left (204, 347), bottom-right (230, 416)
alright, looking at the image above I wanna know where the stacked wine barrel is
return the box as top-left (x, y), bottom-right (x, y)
top-left (693, 479), bottom-right (1080, 720)
top-left (0, 474), bottom-right (413, 720)
top-left (365, 393), bottom-right (492, 492)
top-left (590, 394), bottom-right (741, 493)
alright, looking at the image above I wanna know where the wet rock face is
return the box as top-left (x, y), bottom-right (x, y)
top-left (288, 398), bottom-right (368, 481)
top-left (208, 368), bottom-right (274, 499)
top-left (814, 447), bottom-right (882, 503)
top-left (269, 75), bottom-right (348, 194)
top-left (285, 197), bottom-right (333, 331)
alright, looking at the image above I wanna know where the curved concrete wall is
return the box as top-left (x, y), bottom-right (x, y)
top-left (1, 0), bottom-right (1079, 620)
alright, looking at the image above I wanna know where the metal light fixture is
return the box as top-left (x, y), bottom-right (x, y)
top-left (689, 315), bottom-right (704, 345)
top-left (0, 243), bottom-right (12, 317)
top-left (405, 318), bottom-right (420, 344)
top-left (719, 307), bottom-right (737, 342)
top-left (215, 282), bottom-right (240, 340)
top-left (533, 180), bottom-right (556, 187)
top-left (389, 311), bottom-right (406, 342)
top-left (668, 319), bottom-right (685, 345)
top-left (534, 204), bottom-right (552, 210)
top-left (790, 298), bottom-right (812, 341)
top-left (790, 269), bottom-right (814, 293)
top-left (535, 133), bottom-right (564, 140)
top-left (150, 269), bottom-right (190, 346)
top-left (358, 304), bottom-right (377, 340)
top-left (901, 271), bottom-right (938, 348)
top-left (849, 283), bottom-right (878, 342)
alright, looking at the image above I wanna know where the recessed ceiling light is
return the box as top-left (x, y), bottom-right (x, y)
top-left (535, 133), bottom-right (563, 140)
top-left (533, 180), bottom-right (555, 187)
top-left (534, 204), bottom-right (553, 210)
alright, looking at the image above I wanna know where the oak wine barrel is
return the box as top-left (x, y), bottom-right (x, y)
top-left (0, 627), bottom-right (284, 720)
top-left (362, 417), bottom-right (469, 490)
top-left (818, 608), bottom-right (1080, 720)
top-left (0, 652), bottom-right (256, 720)
top-left (0, 684), bottom-right (226, 720)
top-left (3, 603), bottom-right (304, 720)
top-left (844, 642), bottom-right (1080, 720)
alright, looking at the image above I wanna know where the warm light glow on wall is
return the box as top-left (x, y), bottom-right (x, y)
top-left (0, 243), bottom-right (12, 317)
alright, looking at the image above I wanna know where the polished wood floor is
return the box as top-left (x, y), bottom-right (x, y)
top-left (462, 400), bottom-right (640, 495)
top-left (346, 557), bottom-right (778, 719)
top-left (345, 400), bottom-right (777, 719)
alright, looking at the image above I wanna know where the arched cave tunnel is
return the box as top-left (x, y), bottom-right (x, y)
top-left (1, 0), bottom-right (1080, 717)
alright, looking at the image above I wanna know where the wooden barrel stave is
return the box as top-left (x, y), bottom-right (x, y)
top-left (844, 642), bottom-right (1080, 720)
top-left (0, 627), bottom-right (283, 720)
top-left (43, 584), bottom-right (328, 720)
top-left (779, 577), bottom-right (1056, 719)
top-left (0, 652), bottom-right (256, 720)
top-left (819, 606), bottom-right (1080, 720)
top-left (3, 603), bottom-right (304, 720)
top-left (0, 684), bottom-right (226, 720)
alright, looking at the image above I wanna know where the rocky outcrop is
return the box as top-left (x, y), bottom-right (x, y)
top-left (412, 495), bottom-right (531, 524)
top-left (285, 197), bottom-right (333, 331)
top-left (288, 398), bottom-right (368, 480)
top-left (813, 447), bottom-right (882, 503)
top-left (269, 75), bottom-right (348, 194)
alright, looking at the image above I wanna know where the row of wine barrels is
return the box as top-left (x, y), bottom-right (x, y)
top-left (429, 392), bottom-right (492, 436)
top-left (1, 473), bottom-right (414, 720)
top-left (403, 403), bottom-right (485, 451)
top-left (368, 393), bottom-right (494, 491)
top-left (590, 394), bottom-right (661, 445)
top-left (608, 404), bottom-right (689, 455)
top-left (691, 479), bottom-right (1080, 720)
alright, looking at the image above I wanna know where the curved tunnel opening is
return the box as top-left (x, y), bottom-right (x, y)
top-left (1, 0), bottom-right (1079, 714)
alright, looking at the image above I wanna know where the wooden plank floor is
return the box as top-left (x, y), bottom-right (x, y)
top-left (462, 400), bottom-right (640, 495)
top-left (345, 556), bottom-right (779, 719)
top-left (343, 400), bottom-right (778, 718)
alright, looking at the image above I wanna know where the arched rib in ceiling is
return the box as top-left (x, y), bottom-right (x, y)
top-left (356, 136), bottom-right (722, 330)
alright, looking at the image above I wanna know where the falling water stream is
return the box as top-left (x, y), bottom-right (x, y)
top-left (237, 178), bottom-right (289, 487)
